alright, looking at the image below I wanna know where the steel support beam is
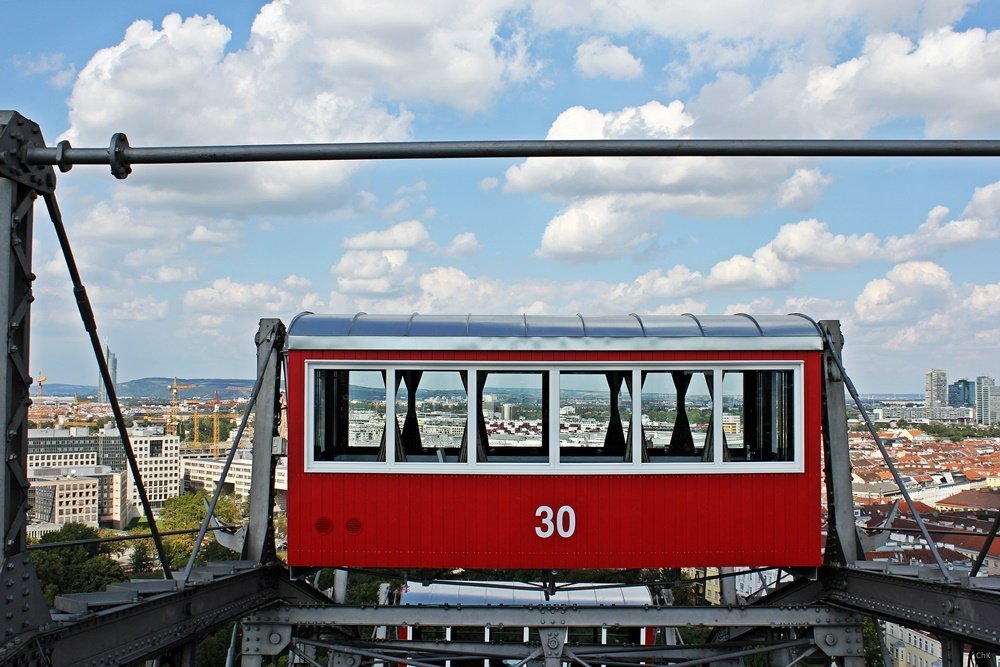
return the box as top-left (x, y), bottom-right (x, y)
top-left (823, 568), bottom-right (1000, 653)
top-left (2, 563), bottom-right (324, 666)
top-left (246, 602), bottom-right (862, 628)
top-left (22, 139), bottom-right (1000, 175)
top-left (819, 320), bottom-right (859, 565)
top-left (0, 111), bottom-right (54, 657)
top-left (245, 319), bottom-right (285, 564)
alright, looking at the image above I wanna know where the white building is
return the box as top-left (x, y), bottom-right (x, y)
top-left (976, 376), bottom-right (1000, 426)
top-left (98, 425), bottom-right (181, 510)
top-left (924, 368), bottom-right (947, 408)
top-left (181, 451), bottom-right (288, 510)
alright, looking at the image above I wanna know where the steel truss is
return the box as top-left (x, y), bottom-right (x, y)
top-left (2, 110), bottom-right (999, 665)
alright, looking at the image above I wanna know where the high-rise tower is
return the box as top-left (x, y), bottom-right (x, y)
top-left (96, 343), bottom-right (118, 404)
top-left (924, 368), bottom-right (947, 408)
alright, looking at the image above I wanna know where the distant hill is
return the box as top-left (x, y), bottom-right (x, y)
top-left (41, 378), bottom-right (257, 401)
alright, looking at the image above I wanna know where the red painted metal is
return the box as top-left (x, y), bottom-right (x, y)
top-left (286, 349), bottom-right (823, 569)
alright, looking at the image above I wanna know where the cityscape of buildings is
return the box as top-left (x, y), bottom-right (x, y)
top-left (24, 361), bottom-right (1000, 667)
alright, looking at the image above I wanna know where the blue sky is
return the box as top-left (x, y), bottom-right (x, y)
top-left (3, 0), bottom-right (1000, 393)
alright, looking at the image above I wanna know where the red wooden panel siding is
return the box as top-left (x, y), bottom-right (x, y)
top-left (286, 349), bottom-right (823, 569)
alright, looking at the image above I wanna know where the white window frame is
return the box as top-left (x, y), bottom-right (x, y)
top-left (304, 360), bottom-right (805, 474)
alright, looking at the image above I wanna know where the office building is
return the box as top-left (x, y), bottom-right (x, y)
top-left (948, 378), bottom-right (975, 408)
top-left (97, 425), bottom-right (180, 509)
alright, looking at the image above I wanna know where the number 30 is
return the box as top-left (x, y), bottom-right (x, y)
top-left (535, 505), bottom-right (576, 538)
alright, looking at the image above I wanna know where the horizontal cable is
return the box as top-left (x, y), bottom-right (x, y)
top-left (27, 524), bottom-right (234, 550)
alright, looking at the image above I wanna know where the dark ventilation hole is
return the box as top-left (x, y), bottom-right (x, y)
top-left (315, 517), bottom-right (332, 534)
top-left (346, 518), bottom-right (363, 535)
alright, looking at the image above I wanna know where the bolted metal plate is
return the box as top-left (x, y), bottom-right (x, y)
top-left (0, 111), bottom-right (55, 193)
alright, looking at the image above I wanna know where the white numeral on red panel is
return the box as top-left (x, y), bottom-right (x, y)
top-left (535, 505), bottom-right (575, 538)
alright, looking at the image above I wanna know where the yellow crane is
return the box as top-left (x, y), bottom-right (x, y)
top-left (167, 377), bottom-right (196, 436)
top-left (36, 374), bottom-right (47, 401)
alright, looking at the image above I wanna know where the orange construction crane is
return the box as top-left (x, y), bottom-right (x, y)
top-left (167, 377), bottom-right (196, 436)
top-left (36, 374), bottom-right (47, 401)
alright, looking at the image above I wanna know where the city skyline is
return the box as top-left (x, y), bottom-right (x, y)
top-left (3, 1), bottom-right (1000, 393)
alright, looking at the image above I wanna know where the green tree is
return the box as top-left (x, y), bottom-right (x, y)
top-left (129, 540), bottom-right (154, 574)
top-left (156, 490), bottom-right (247, 568)
top-left (31, 523), bottom-right (128, 604)
top-left (863, 616), bottom-right (886, 666)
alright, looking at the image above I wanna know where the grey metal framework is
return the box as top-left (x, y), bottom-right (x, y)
top-left (1, 109), bottom-right (999, 665)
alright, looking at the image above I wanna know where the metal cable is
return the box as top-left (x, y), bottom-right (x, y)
top-left (181, 339), bottom-right (277, 582)
top-left (819, 327), bottom-right (954, 580)
top-left (27, 524), bottom-right (232, 550)
top-left (40, 191), bottom-right (173, 578)
top-left (970, 511), bottom-right (1000, 577)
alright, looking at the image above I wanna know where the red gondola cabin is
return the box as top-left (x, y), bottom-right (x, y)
top-left (285, 313), bottom-right (824, 569)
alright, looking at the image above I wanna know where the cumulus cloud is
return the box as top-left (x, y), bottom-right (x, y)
top-left (853, 261), bottom-right (954, 324)
top-left (331, 249), bottom-right (413, 295)
top-left (63, 12), bottom-right (413, 214)
top-left (141, 265), bottom-right (198, 283)
top-left (110, 297), bottom-right (169, 321)
top-left (574, 37), bottom-right (643, 80)
top-left (536, 196), bottom-right (664, 260)
top-left (706, 246), bottom-right (796, 290)
top-left (884, 182), bottom-right (1000, 259)
top-left (770, 219), bottom-right (881, 269)
top-left (776, 169), bottom-right (833, 210)
top-left (188, 224), bottom-right (238, 245)
top-left (690, 28), bottom-right (1000, 140)
top-left (443, 232), bottom-right (481, 256)
top-left (530, 1), bottom-right (970, 51)
top-left (184, 277), bottom-right (298, 312)
top-left (342, 220), bottom-right (434, 251)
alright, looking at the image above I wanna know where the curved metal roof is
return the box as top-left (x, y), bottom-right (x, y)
top-left (287, 312), bottom-right (824, 351)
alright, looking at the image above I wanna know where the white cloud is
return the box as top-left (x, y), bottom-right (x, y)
top-left (63, 12), bottom-right (413, 214)
top-left (776, 169), bottom-right (833, 211)
top-left (188, 224), bottom-right (237, 245)
top-left (610, 265), bottom-right (706, 302)
top-left (480, 177), bottom-right (499, 191)
top-left (444, 232), bottom-right (480, 256)
top-left (574, 37), bottom-right (643, 80)
top-left (687, 27), bottom-right (1000, 140)
top-left (706, 246), bottom-right (797, 290)
top-left (884, 182), bottom-right (1000, 259)
top-left (536, 196), bottom-right (664, 260)
top-left (853, 261), bottom-right (954, 324)
top-left (271, 2), bottom-right (540, 111)
top-left (331, 249), bottom-right (413, 295)
top-left (141, 265), bottom-right (198, 283)
top-left (284, 275), bottom-right (312, 289)
top-left (110, 297), bottom-right (169, 321)
top-left (16, 52), bottom-right (76, 87)
top-left (530, 1), bottom-right (970, 49)
top-left (770, 219), bottom-right (881, 269)
top-left (965, 283), bottom-right (1000, 319)
top-left (342, 220), bottom-right (434, 251)
top-left (183, 277), bottom-right (298, 313)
